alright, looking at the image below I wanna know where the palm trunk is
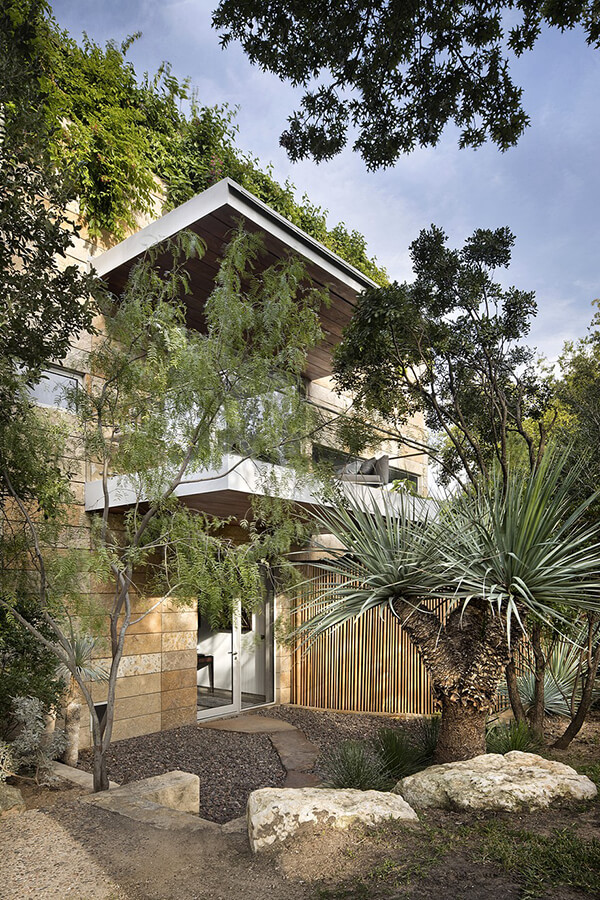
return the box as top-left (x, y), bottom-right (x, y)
top-left (62, 700), bottom-right (81, 767)
top-left (435, 698), bottom-right (487, 762)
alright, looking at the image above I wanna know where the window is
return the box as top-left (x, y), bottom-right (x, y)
top-left (28, 368), bottom-right (82, 410)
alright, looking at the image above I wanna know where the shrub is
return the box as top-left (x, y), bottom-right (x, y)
top-left (0, 740), bottom-right (13, 783)
top-left (0, 599), bottom-right (64, 739)
top-left (371, 728), bottom-right (431, 781)
top-left (486, 720), bottom-right (542, 754)
top-left (10, 696), bottom-right (66, 784)
top-left (321, 740), bottom-right (393, 791)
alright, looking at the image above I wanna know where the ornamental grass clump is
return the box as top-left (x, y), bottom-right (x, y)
top-left (371, 728), bottom-right (432, 781)
top-left (321, 740), bottom-right (393, 791)
top-left (486, 720), bottom-right (543, 755)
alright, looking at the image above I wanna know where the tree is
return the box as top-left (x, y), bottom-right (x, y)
top-left (334, 224), bottom-right (554, 489)
top-left (1, 228), bottom-right (328, 791)
top-left (212, 0), bottom-right (600, 167)
top-left (0, 0), bottom-right (98, 415)
top-left (299, 453), bottom-right (600, 761)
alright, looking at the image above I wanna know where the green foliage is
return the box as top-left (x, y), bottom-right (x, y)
top-left (414, 715), bottom-right (441, 758)
top-left (12, 3), bottom-right (386, 282)
top-left (334, 224), bottom-right (552, 487)
top-left (10, 695), bottom-right (66, 784)
top-left (485, 720), bottom-right (542, 754)
top-left (371, 728), bottom-right (432, 781)
top-left (0, 0), bottom-right (98, 416)
top-left (0, 600), bottom-right (65, 740)
top-left (477, 822), bottom-right (600, 899)
top-left (321, 740), bottom-right (393, 791)
top-left (213, 1), bottom-right (600, 166)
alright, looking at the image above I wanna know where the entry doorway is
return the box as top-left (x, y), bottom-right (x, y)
top-left (196, 586), bottom-right (275, 720)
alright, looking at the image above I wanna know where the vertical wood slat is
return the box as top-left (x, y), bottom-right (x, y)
top-left (291, 565), bottom-right (437, 715)
top-left (290, 566), bottom-right (530, 716)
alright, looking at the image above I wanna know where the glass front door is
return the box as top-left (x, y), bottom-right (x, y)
top-left (196, 588), bottom-right (274, 720)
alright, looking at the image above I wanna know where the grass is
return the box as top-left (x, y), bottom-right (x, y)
top-left (476, 821), bottom-right (600, 899)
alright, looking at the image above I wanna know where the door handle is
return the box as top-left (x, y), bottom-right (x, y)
top-left (228, 651), bottom-right (238, 658)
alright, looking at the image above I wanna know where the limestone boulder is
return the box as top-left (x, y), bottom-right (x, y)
top-left (0, 783), bottom-right (26, 816)
top-left (396, 751), bottom-right (597, 812)
top-left (247, 787), bottom-right (418, 853)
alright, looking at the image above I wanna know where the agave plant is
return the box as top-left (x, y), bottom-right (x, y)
top-left (296, 452), bottom-right (600, 763)
top-left (56, 629), bottom-right (109, 767)
top-left (498, 621), bottom-right (600, 717)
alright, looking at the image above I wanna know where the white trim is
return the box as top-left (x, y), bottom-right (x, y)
top-left (90, 178), bottom-right (377, 295)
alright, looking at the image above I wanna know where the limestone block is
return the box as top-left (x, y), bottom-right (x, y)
top-left (114, 691), bottom-right (162, 720)
top-left (162, 630), bottom-right (198, 652)
top-left (161, 668), bottom-right (196, 692)
top-left (161, 687), bottom-right (197, 712)
top-left (0, 784), bottom-right (26, 817)
top-left (91, 672), bottom-right (161, 702)
top-left (122, 632), bottom-right (162, 656)
top-left (162, 707), bottom-right (197, 731)
top-left (94, 653), bottom-right (162, 678)
top-left (161, 649), bottom-right (196, 672)
top-left (86, 770), bottom-right (200, 816)
top-left (111, 712), bottom-right (161, 741)
top-left (161, 611), bottom-right (197, 633)
top-left (396, 751), bottom-right (598, 812)
top-left (247, 787), bottom-right (418, 853)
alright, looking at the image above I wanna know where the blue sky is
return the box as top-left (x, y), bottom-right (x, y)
top-left (52, 0), bottom-right (600, 361)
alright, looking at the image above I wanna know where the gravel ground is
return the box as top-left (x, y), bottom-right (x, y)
top-left (78, 724), bottom-right (285, 823)
top-left (256, 705), bottom-right (421, 775)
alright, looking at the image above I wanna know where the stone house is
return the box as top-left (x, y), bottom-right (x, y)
top-left (31, 178), bottom-right (428, 748)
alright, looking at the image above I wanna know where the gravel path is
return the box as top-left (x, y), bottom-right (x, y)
top-left (78, 724), bottom-right (285, 823)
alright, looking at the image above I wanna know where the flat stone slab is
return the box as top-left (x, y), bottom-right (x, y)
top-left (247, 787), bottom-right (419, 853)
top-left (396, 751), bottom-right (597, 812)
top-left (82, 770), bottom-right (220, 833)
top-left (53, 761), bottom-right (120, 792)
top-left (283, 771), bottom-right (322, 788)
top-left (199, 715), bottom-right (296, 734)
top-left (270, 730), bottom-right (319, 773)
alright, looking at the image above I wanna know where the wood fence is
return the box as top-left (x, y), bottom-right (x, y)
top-left (290, 564), bottom-right (524, 715)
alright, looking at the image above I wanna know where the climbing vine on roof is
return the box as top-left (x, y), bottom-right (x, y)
top-left (23, 2), bottom-right (387, 284)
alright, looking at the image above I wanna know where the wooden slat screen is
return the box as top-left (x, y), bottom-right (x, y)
top-left (290, 564), bottom-right (530, 715)
top-left (291, 565), bottom-right (437, 715)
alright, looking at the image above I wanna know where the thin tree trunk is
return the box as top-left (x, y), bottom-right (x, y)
top-left (553, 631), bottom-right (600, 750)
top-left (528, 624), bottom-right (546, 738)
top-left (435, 697), bottom-right (488, 762)
top-left (92, 745), bottom-right (109, 792)
top-left (505, 657), bottom-right (527, 723)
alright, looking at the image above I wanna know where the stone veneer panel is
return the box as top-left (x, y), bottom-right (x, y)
top-left (161, 630), bottom-right (197, 652)
top-left (161, 611), bottom-right (197, 633)
top-left (161, 668), bottom-right (197, 692)
top-left (161, 686), bottom-right (197, 712)
top-left (112, 712), bottom-right (162, 742)
top-left (161, 649), bottom-right (197, 672)
top-left (161, 707), bottom-right (197, 731)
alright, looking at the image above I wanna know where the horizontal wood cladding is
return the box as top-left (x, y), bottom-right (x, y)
top-left (291, 565), bottom-right (436, 715)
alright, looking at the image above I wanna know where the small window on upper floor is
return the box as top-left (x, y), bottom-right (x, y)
top-left (28, 367), bottom-right (82, 411)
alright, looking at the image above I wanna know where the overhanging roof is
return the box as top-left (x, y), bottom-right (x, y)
top-left (91, 178), bottom-right (378, 381)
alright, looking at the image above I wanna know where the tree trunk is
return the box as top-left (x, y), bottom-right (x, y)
top-left (62, 700), bottom-right (81, 767)
top-left (435, 697), bottom-right (488, 762)
top-left (92, 745), bottom-right (109, 792)
top-left (505, 657), bottom-right (527, 723)
top-left (553, 634), bottom-right (600, 750)
top-left (528, 624), bottom-right (546, 738)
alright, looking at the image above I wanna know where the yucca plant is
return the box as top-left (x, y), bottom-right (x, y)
top-left (56, 630), bottom-right (108, 767)
top-left (296, 453), bottom-right (600, 763)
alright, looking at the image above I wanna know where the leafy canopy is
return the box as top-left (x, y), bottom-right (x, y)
top-left (334, 224), bottom-right (553, 486)
top-left (13, 1), bottom-right (386, 283)
top-left (213, 0), bottom-right (600, 166)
